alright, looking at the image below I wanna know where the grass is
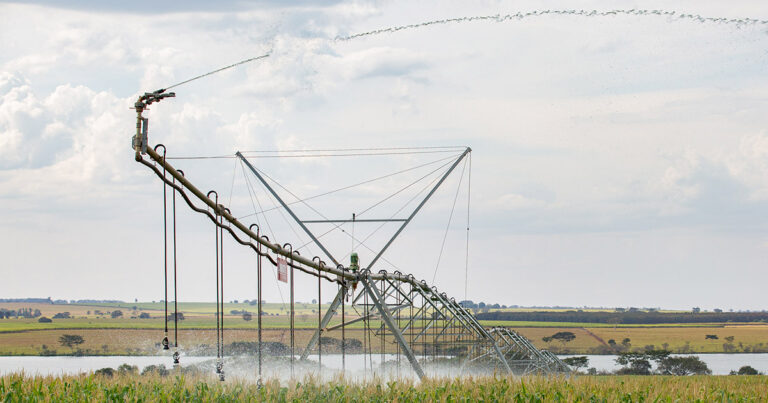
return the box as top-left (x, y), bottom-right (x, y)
top-left (1, 373), bottom-right (767, 401)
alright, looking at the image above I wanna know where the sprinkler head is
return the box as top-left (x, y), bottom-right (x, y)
top-left (173, 351), bottom-right (180, 365)
top-left (161, 337), bottom-right (170, 350)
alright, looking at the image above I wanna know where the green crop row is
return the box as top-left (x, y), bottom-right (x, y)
top-left (2, 373), bottom-right (767, 402)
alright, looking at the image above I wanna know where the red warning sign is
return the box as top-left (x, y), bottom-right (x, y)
top-left (277, 257), bottom-right (288, 283)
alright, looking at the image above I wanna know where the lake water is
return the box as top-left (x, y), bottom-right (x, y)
top-left (1, 353), bottom-right (766, 377)
top-left (0, 353), bottom-right (431, 379)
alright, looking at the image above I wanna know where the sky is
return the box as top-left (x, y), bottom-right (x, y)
top-left (1, 1), bottom-right (767, 310)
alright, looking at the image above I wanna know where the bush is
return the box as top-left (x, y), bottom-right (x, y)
top-left (139, 312), bottom-right (150, 319)
top-left (52, 312), bottom-right (70, 319)
top-left (141, 364), bottom-right (169, 377)
top-left (94, 367), bottom-right (115, 377)
top-left (37, 317), bottom-right (52, 323)
top-left (117, 364), bottom-right (138, 376)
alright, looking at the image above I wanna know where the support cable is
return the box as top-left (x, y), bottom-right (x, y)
top-left (286, 243), bottom-right (295, 379)
top-left (241, 161), bottom-right (288, 307)
top-left (357, 155), bottom-right (459, 217)
top-left (396, 281), bottom-right (401, 377)
top-left (317, 259), bottom-right (323, 371)
top-left (140, 157), bottom-right (340, 283)
top-left (172, 173), bottom-right (180, 365)
top-left (431, 158), bottom-right (468, 284)
top-left (341, 281), bottom-right (346, 374)
top-left (363, 288), bottom-right (368, 376)
top-left (380, 278), bottom-right (385, 372)
top-left (337, 162), bottom-right (448, 264)
top-left (237, 153), bottom-right (458, 220)
top-left (250, 224), bottom-right (263, 385)
top-left (210, 191), bottom-right (223, 379)
top-left (465, 154), bottom-right (472, 301)
top-left (219, 215), bottom-right (225, 379)
top-left (367, 286), bottom-right (374, 374)
top-left (158, 145), bottom-right (170, 352)
top-left (240, 145), bottom-right (466, 153)
top-left (168, 149), bottom-right (462, 161)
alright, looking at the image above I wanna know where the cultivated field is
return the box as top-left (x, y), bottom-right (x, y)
top-left (2, 302), bottom-right (767, 355)
top-left (1, 373), bottom-right (767, 401)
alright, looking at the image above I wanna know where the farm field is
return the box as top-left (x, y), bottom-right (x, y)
top-left (515, 326), bottom-right (768, 354)
top-left (2, 302), bottom-right (767, 355)
top-left (1, 373), bottom-right (767, 401)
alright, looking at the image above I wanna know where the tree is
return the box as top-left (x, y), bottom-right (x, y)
top-left (311, 299), bottom-right (317, 304)
top-left (657, 356), bottom-right (711, 375)
top-left (166, 312), bottom-right (185, 321)
top-left (38, 317), bottom-right (52, 323)
top-left (615, 351), bottom-right (669, 375)
top-left (724, 336), bottom-right (735, 343)
top-left (621, 338), bottom-right (631, 348)
top-left (550, 331), bottom-right (576, 345)
top-left (692, 307), bottom-right (701, 314)
top-left (59, 334), bottom-right (85, 351)
top-left (111, 310), bottom-right (123, 318)
top-left (607, 339), bottom-right (616, 347)
top-left (242, 312), bottom-right (253, 321)
top-left (615, 353), bottom-right (652, 375)
top-left (730, 365), bottom-right (759, 375)
top-left (139, 312), bottom-right (151, 319)
top-left (458, 300), bottom-right (476, 308)
top-left (53, 312), bottom-right (71, 319)
top-left (562, 356), bottom-right (589, 370)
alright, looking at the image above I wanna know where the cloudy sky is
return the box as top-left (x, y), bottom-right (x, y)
top-left (1, 1), bottom-right (767, 310)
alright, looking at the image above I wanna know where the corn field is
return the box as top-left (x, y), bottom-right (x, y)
top-left (2, 373), bottom-right (768, 402)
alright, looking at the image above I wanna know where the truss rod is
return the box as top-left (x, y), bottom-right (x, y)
top-left (367, 147), bottom-right (471, 271)
top-left (236, 151), bottom-right (340, 267)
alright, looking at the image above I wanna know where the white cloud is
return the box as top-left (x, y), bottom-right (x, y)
top-left (1, 1), bottom-right (768, 307)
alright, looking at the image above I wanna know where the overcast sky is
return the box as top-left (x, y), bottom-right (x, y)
top-left (1, 1), bottom-right (767, 310)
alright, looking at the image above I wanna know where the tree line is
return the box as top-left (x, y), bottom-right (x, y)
top-left (476, 310), bottom-right (768, 324)
top-left (0, 308), bottom-right (42, 319)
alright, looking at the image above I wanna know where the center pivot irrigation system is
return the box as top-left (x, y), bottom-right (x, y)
top-left (131, 89), bottom-right (569, 380)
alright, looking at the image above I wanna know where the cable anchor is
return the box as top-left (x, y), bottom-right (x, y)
top-left (132, 88), bottom-right (175, 160)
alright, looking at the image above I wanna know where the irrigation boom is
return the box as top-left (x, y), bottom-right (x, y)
top-left (132, 91), bottom-right (570, 379)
